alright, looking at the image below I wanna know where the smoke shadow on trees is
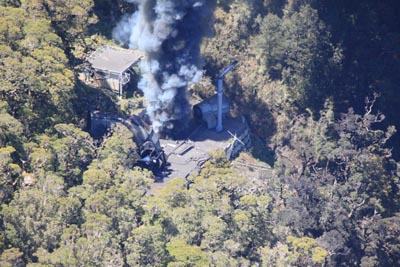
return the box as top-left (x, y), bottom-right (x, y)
top-left (91, 0), bottom-right (137, 39)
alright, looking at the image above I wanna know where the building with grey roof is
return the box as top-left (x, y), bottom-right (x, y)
top-left (86, 46), bottom-right (143, 97)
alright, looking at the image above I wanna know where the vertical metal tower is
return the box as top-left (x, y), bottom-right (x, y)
top-left (216, 61), bottom-right (238, 132)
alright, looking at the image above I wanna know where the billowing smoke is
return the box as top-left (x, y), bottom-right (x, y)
top-left (113, 0), bottom-right (214, 133)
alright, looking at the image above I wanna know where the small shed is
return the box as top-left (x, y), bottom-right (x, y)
top-left (87, 46), bottom-right (143, 97)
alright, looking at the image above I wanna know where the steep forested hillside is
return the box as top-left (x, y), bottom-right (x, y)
top-left (1, 0), bottom-right (399, 266)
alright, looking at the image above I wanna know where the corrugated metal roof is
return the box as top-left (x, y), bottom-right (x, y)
top-left (88, 46), bottom-right (143, 74)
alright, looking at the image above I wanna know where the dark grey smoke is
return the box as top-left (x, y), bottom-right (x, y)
top-left (113, 0), bottom-right (214, 133)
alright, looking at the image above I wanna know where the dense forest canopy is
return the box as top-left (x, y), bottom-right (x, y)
top-left (0, 0), bottom-right (400, 266)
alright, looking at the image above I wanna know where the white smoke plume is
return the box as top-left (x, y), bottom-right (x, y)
top-left (113, 0), bottom-right (214, 133)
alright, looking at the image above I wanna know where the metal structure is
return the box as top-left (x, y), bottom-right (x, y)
top-left (216, 61), bottom-right (238, 132)
top-left (88, 111), bottom-right (167, 173)
top-left (160, 116), bottom-right (252, 180)
top-left (87, 46), bottom-right (143, 97)
top-left (193, 94), bottom-right (230, 129)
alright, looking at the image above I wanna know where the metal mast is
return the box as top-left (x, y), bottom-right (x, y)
top-left (216, 61), bottom-right (238, 132)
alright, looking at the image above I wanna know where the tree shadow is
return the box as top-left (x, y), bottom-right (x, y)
top-left (225, 73), bottom-right (277, 166)
top-left (73, 82), bottom-right (120, 125)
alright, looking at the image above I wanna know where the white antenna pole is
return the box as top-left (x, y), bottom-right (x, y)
top-left (216, 61), bottom-right (238, 132)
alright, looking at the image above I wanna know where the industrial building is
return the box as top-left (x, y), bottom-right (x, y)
top-left (84, 51), bottom-right (252, 184)
top-left (85, 45), bottom-right (143, 97)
